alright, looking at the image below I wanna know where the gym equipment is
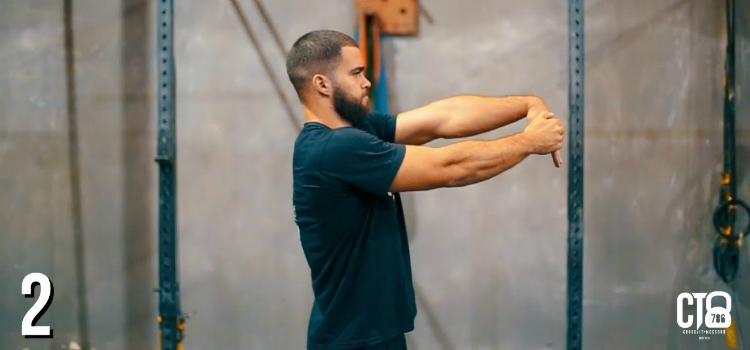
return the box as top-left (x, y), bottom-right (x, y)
top-left (566, 0), bottom-right (585, 348)
top-left (155, 0), bottom-right (185, 349)
top-left (712, 0), bottom-right (747, 286)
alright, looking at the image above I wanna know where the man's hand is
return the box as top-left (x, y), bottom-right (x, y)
top-left (527, 108), bottom-right (564, 167)
top-left (523, 111), bottom-right (565, 156)
top-left (526, 102), bottom-right (550, 124)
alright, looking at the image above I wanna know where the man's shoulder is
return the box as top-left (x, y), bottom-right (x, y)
top-left (293, 125), bottom-right (373, 165)
top-left (294, 117), bottom-right (393, 155)
top-left (331, 125), bottom-right (376, 140)
top-left (360, 112), bottom-right (397, 142)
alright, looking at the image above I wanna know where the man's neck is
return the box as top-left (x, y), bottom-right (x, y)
top-left (302, 102), bottom-right (351, 129)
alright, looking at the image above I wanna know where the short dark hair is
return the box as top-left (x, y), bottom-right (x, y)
top-left (286, 30), bottom-right (358, 101)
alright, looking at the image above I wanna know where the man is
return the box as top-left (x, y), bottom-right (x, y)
top-left (286, 30), bottom-right (564, 350)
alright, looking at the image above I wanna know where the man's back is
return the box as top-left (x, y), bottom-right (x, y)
top-left (292, 112), bottom-right (417, 350)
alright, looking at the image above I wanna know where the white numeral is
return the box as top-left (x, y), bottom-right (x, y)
top-left (22, 272), bottom-right (54, 338)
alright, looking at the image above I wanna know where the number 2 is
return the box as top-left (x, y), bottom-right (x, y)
top-left (22, 273), bottom-right (54, 338)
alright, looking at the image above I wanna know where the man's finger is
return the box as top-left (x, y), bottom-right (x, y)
top-left (529, 110), bottom-right (553, 120)
top-left (552, 151), bottom-right (563, 168)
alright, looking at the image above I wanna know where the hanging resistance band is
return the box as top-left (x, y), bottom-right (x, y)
top-left (567, 0), bottom-right (585, 348)
top-left (155, 0), bottom-right (185, 349)
top-left (712, 0), bottom-right (749, 285)
top-left (358, 12), bottom-right (388, 114)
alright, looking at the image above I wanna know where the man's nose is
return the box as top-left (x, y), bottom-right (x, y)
top-left (362, 78), bottom-right (371, 89)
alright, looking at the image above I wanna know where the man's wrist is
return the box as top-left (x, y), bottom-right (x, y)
top-left (525, 97), bottom-right (549, 121)
top-left (514, 131), bottom-right (536, 155)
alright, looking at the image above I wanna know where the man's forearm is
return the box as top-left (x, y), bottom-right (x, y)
top-left (433, 94), bottom-right (548, 138)
top-left (441, 132), bottom-right (533, 187)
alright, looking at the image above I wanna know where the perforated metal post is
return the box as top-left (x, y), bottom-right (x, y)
top-left (567, 0), bottom-right (584, 349)
top-left (720, 0), bottom-right (737, 224)
top-left (155, 0), bottom-right (183, 349)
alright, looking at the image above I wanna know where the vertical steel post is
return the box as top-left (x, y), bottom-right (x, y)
top-left (155, 0), bottom-right (183, 348)
top-left (567, 0), bottom-right (585, 348)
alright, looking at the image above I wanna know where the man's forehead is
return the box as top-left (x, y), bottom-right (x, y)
top-left (340, 46), bottom-right (364, 67)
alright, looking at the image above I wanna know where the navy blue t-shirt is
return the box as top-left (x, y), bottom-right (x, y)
top-left (292, 112), bottom-right (417, 350)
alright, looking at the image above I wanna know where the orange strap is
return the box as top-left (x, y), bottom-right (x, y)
top-left (358, 12), bottom-right (381, 86)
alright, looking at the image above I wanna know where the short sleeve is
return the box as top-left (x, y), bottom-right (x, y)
top-left (320, 128), bottom-right (406, 196)
top-left (362, 112), bottom-right (398, 143)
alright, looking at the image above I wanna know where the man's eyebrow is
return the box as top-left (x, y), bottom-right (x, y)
top-left (350, 66), bottom-right (365, 73)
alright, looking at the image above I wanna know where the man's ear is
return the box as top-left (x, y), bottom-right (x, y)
top-left (312, 74), bottom-right (332, 97)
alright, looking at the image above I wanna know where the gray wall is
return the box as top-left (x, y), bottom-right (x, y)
top-left (1, 0), bottom-right (749, 349)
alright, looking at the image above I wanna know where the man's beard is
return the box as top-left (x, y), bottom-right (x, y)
top-left (333, 85), bottom-right (370, 127)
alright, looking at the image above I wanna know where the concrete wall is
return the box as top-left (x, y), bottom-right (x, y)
top-left (1, 0), bottom-right (749, 349)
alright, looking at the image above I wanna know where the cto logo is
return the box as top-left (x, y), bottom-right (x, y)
top-left (677, 292), bottom-right (731, 329)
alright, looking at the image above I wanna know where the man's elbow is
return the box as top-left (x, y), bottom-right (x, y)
top-left (434, 118), bottom-right (476, 140)
top-left (437, 127), bottom-right (470, 140)
top-left (402, 164), bottom-right (474, 190)
top-left (390, 145), bottom-right (470, 191)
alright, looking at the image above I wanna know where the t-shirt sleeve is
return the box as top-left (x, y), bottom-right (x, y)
top-left (320, 128), bottom-right (406, 196)
top-left (365, 112), bottom-right (398, 143)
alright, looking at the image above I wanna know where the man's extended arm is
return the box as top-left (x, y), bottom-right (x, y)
top-left (390, 112), bottom-right (564, 193)
top-left (394, 94), bottom-right (549, 145)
